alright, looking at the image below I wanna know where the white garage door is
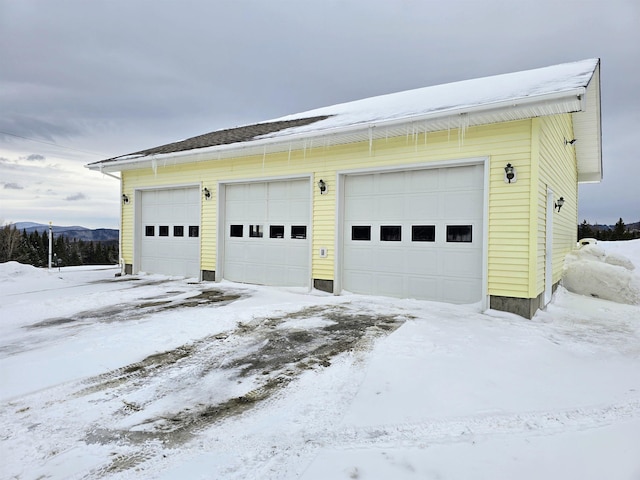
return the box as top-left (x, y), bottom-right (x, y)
top-left (343, 164), bottom-right (484, 303)
top-left (139, 187), bottom-right (201, 278)
top-left (224, 179), bottom-right (310, 287)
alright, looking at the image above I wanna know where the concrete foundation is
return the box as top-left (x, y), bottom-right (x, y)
top-left (489, 282), bottom-right (559, 319)
top-left (124, 264), bottom-right (133, 275)
top-left (313, 279), bottom-right (334, 294)
top-left (201, 270), bottom-right (216, 281)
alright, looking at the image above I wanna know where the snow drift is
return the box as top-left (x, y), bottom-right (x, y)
top-left (562, 242), bottom-right (640, 305)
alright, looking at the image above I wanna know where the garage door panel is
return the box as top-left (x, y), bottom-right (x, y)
top-left (405, 249), bottom-right (440, 275)
top-left (138, 187), bottom-right (201, 278)
top-left (440, 249), bottom-right (482, 277)
top-left (405, 193), bottom-right (439, 218)
top-left (288, 203), bottom-right (311, 223)
top-left (343, 246), bottom-right (376, 271)
top-left (375, 274), bottom-right (405, 297)
top-left (441, 278), bottom-right (479, 303)
top-left (343, 271), bottom-right (373, 293)
top-left (408, 169), bottom-right (440, 191)
top-left (407, 276), bottom-right (441, 299)
top-left (442, 164), bottom-right (482, 188)
top-left (377, 196), bottom-right (405, 219)
top-left (345, 198), bottom-right (373, 221)
top-left (343, 165), bottom-right (483, 304)
top-left (224, 180), bottom-right (310, 287)
top-left (346, 174), bottom-right (374, 195)
top-left (442, 191), bottom-right (483, 218)
top-left (375, 248), bottom-right (407, 272)
top-left (376, 171), bottom-right (405, 193)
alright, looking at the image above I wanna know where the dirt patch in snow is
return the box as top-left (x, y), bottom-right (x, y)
top-left (80, 305), bottom-right (408, 474)
top-left (26, 289), bottom-right (242, 330)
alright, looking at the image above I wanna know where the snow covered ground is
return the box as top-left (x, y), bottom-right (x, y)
top-left (1, 241), bottom-right (639, 480)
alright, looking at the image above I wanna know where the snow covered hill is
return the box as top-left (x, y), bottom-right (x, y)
top-left (1, 241), bottom-right (639, 479)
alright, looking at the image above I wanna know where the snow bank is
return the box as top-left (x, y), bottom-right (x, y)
top-left (0, 261), bottom-right (47, 281)
top-left (562, 243), bottom-right (640, 305)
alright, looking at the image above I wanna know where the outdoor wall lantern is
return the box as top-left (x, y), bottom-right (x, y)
top-left (122, 194), bottom-right (129, 204)
top-left (203, 187), bottom-right (211, 200)
top-left (504, 163), bottom-right (517, 183)
top-left (555, 196), bottom-right (565, 212)
top-left (318, 179), bottom-right (327, 195)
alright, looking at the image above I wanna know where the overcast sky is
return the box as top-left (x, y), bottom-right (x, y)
top-left (1, 0), bottom-right (638, 229)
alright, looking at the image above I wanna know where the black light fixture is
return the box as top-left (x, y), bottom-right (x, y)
top-left (555, 197), bottom-right (565, 212)
top-left (318, 179), bottom-right (327, 195)
top-left (122, 194), bottom-right (129, 204)
top-left (504, 163), bottom-right (516, 183)
top-left (203, 187), bottom-right (211, 200)
top-left (564, 138), bottom-right (577, 146)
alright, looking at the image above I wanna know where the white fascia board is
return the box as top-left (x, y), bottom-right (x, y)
top-left (87, 88), bottom-right (586, 173)
top-left (574, 63), bottom-right (602, 183)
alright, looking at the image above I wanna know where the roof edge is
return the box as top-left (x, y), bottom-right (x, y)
top-left (87, 87), bottom-right (587, 173)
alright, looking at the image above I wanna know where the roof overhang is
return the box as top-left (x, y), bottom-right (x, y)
top-left (572, 61), bottom-right (602, 183)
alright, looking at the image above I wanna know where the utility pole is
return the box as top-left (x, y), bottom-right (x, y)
top-left (48, 221), bottom-right (53, 270)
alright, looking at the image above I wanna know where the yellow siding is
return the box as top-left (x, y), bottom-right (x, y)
top-left (122, 119), bottom-right (536, 297)
top-left (536, 114), bottom-right (578, 291)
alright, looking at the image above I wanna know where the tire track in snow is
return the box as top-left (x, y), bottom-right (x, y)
top-left (213, 399), bottom-right (640, 480)
top-left (310, 399), bottom-right (640, 450)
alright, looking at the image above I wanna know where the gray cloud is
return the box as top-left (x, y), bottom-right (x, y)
top-left (0, 0), bottom-right (638, 225)
top-left (3, 182), bottom-right (24, 190)
top-left (64, 193), bottom-right (87, 201)
top-left (24, 154), bottom-right (45, 161)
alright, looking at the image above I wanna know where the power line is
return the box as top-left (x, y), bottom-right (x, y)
top-left (0, 130), bottom-right (107, 157)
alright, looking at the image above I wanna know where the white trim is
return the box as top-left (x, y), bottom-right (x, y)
top-left (133, 182), bottom-right (202, 192)
top-left (215, 182), bottom-right (226, 282)
top-left (334, 173), bottom-right (345, 295)
top-left (544, 187), bottom-right (554, 306)
top-left (338, 156), bottom-right (488, 177)
top-left (481, 159), bottom-right (490, 310)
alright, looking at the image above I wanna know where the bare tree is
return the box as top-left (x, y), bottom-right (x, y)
top-left (0, 224), bottom-right (23, 262)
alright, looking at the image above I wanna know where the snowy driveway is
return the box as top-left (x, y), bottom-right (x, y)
top-left (1, 260), bottom-right (640, 479)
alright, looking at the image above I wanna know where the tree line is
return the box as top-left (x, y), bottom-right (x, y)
top-left (0, 224), bottom-right (118, 266)
top-left (578, 218), bottom-right (640, 241)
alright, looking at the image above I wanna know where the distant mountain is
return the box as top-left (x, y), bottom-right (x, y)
top-left (13, 222), bottom-right (119, 243)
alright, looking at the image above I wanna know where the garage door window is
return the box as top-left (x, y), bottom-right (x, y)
top-left (352, 226), bottom-right (371, 241)
top-left (380, 226), bottom-right (402, 242)
top-left (230, 225), bottom-right (243, 237)
top-left (189, 226), bottom-right (199, 238)
top-left (249, 225), bottom-right (263, 238)
top-left (412, 225), bottom-right (435, 242)
top-left (174, 226), bottom-right (184, 237)
top-left (159, 226), bottom-right (169, 237)
top-left (270, 225), bottom-right (285, 238)
top-left (447, 225), bottom-right (472, 242)
top-left (291, 225), bottom-right (307, 239)
top-left (145, 226), bottom-right (155, 237)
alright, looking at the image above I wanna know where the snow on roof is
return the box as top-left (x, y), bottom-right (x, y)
top-left (264, 58), bottom-right (599, 138)
top-left (87, 58), bottom-right (600, 173)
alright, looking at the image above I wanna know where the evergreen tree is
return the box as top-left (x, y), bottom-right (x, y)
top-left (612, 218), bottom-right (627, 241)
top-left (578, 220), bottom-right (594, 239)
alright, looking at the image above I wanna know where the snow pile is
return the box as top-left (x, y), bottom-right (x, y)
top-left (0, 261), bottom-right (46, 280)
top-left (562, 242), bottom-right (640, 305)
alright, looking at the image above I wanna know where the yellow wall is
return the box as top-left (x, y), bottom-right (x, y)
top-left (121, 118), bottom-right (556, 299)
top-left (535, 114), bottom-right (578, 293)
